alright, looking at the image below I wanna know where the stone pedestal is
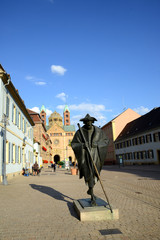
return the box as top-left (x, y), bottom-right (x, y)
top-left (73, 198), bottom-right (119, 221)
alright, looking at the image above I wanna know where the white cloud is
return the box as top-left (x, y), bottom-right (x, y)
top-left (133, 106), bottom-right (150, 115)
top-left (30, 107), bottom-right (40, 113)
top-left (35, 81), bottom-right (46, 85)
top-left (25, 75), bottom-right (47, 85)
top-left (51, 65), bottom-right (67, 75)
top-left (25, 75), bottom-right (34, 80)
top-left (46, 109), bottom-right (52, 116)
top-left (56, 92), bottom-right (68, 102)
top-left (57, 103), bottom-right (112, 127)
top-left (30, 107), bottom-right (52, 117)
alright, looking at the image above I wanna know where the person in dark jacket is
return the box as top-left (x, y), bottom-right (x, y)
top-left (71, 114), bottom-right (109, 206)
top-left (32, 161), bottom-right (39, 176)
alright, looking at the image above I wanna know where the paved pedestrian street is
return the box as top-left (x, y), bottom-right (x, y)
top-left (0, 165), bottom-right (160, 240)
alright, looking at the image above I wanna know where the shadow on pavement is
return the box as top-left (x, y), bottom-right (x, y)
top-left (102, 165), bottom-right (160, 180)
top-left (29, 184), bottom-right (78, 219)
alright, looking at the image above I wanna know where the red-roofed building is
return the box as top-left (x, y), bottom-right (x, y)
top-left (27, 109), bottom-right (52, 166)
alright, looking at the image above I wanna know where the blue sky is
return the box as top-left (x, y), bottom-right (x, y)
top-left (1, 0), bottom-right (160, 127)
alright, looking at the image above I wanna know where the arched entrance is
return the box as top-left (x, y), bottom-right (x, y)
top-left (54, 155), bottom-right (60, 164)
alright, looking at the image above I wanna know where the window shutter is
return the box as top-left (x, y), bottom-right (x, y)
top-left (24, 120), bottom-right (26, 133)
top-left (6, 96), bottom-right (9, 117)
top-left (12, 104), bottom-right (14, 122)
top-left (21, 115), bottom-right (23, 130)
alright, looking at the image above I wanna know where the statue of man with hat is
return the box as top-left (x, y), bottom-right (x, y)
top-left (71, 114), bottom-right (109, 206)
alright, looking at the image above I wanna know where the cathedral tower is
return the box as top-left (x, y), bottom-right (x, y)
top-left (40, 105), bottom-right (46, 126)
top-left (63, 105), bottom-right (70, 126)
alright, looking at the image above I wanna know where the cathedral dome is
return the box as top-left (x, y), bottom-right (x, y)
top-left (48, 111), bottom-right (63, 127)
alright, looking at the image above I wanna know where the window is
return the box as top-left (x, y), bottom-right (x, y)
top-left (15, 145), bottom-right (19, 163)
top-left (13, 106), bottom-right (16, 124)
top-left (138, 137), bottom-right (142, 144)
top-left (132, 139), bottom-right (135, 146)
top-left (6, 96), bottom-right (10, 117)
top-left (141, 136), bottom-right (145, 144)
top-left (12, 144), bottom-right (15, 163)
top-left (18, 112), bottom-right (21, 129)
top-left (6, 141), bottom-right (9, 164)
top-left (18, 146), bottom-right (21, 163)
top-left (135, 138), bottom-right (138, 145)
top-left (24, 120), bottom-right (26, 133)
top-left (148, 150), bottom-right (154, 159)
top-left (115, 144), bottom-right (119, 149)
top-left (153, 132), bottom-right (160, 142)
top-left (146, 134), bottom-right (152, 143)
top-left (22, 118), bottom-right (24, 132)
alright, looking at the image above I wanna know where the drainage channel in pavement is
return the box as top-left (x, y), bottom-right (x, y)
top-left (99, 229), bottom-right (122, 235)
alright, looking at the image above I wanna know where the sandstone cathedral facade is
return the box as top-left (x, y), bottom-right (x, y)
top-left (40, 105), bottom-right (76, 164)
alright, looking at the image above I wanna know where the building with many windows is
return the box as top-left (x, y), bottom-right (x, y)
top-left (101, 108), bottom-right (141, 164)
top-left (115, 108), bottom-right (160, 165)
top-left (0, 65), bottom-right (34, 182)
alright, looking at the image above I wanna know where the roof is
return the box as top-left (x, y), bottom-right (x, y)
top-left (40, 105), bottom-right (46, 112)
top-left (64, 105), bottom-right (70, 112)
top-left (0, 65), bottom-right (34, 126)
top-left (27, 109), bottom-right (47, 131)
top-left (101, 108), bottom-right (140, 129)
top-left (49, 111), bottom-right (62, 119)
top-left (116, 107), bottom-right (160, 142)
top-left (63, 125), bottom-right (75, 132)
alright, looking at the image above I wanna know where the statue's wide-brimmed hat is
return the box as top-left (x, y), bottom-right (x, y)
top-left (80, 114), bottom-right (97, 122)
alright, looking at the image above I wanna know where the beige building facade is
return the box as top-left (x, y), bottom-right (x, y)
top-left (102, 108), bottom-right (141, 164)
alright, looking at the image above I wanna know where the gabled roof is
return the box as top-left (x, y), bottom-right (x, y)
top-left (63, 125), bottom-right (75, 132)
top-left (101, 108), bottom-right (140, 129)
top-left (0, 65), bottom-right (34, 126)
top-left (116, 107), bottom-right (160, 141)
top-left (47, 122), bottom-right (65, 133)
top-left (27, 109), bottom-right (46, 131)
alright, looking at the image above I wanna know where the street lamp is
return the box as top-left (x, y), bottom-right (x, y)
top-left (1, 114), bottom-right (9, 185)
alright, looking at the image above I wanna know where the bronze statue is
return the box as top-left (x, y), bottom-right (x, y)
top-left (71, 114), bottom-right (109, 206)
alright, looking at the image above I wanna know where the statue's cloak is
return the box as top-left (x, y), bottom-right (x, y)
top-left (71, 126), bottom-right (109, 184)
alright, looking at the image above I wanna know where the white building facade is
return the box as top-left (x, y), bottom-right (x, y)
top-left (115, 108), bottom-right (160, 165)
top-left (0, 65), bottom-right (34, 182)
top-left (33, 141), bottom-right (42, 167)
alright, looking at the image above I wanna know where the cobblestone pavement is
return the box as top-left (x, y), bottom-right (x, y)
top-left (0, 165), bottom-right (160, 240)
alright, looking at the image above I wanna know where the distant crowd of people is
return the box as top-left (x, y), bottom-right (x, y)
top-left (22, 161), bottom-right (42, 176)
top-left (22, 161), bottom-right (58, 176)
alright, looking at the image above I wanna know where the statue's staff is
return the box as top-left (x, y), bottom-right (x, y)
top-left (78, 123), bottom-right (113, 213)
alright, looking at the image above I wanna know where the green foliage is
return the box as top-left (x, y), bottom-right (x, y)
top-left (57, 161), bottom-right (64, 165)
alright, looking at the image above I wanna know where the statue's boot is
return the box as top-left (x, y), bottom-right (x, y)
top-left (91, 194), bottom-right (97, 206)
top-left (87, 187), bottom-right (97, 199)
top-left (88, 187), bottom-right (97, 206)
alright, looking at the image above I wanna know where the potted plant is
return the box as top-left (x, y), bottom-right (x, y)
top-left (57, 161), bottom-right (63, 168)
top-left (71, 161), bottom-right (78, 175)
